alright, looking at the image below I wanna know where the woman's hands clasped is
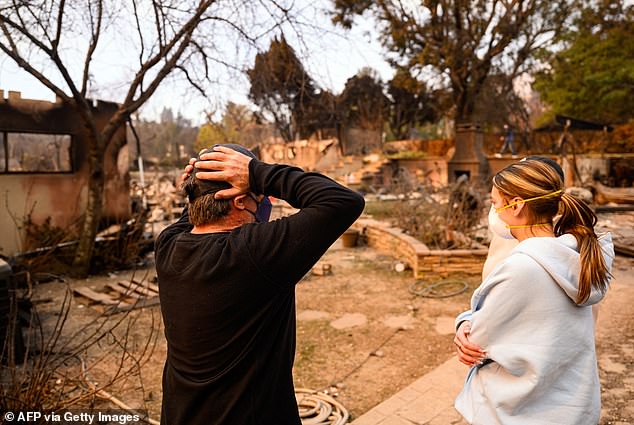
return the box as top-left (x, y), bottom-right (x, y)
top-left (454, 321), bottom-right (487, 367)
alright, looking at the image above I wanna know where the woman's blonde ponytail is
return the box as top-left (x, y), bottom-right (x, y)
top-left (555, 192), bottom-right (610, 304)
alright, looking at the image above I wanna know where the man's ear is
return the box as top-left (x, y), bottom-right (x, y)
top-left (232, 194), bottom-right (249, 211)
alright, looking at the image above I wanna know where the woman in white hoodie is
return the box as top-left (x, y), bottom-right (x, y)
top-left (453, 159), bottom-right (614, 425)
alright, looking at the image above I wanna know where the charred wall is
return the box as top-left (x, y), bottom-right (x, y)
top-left (0, 91), bottom-right (129, 256)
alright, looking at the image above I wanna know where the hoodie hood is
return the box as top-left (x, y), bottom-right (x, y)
top-left (513, 232), bottom-right (614, 306)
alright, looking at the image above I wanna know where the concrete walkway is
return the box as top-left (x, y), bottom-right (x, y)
top-left (351, 356), bottom-right (468, 425)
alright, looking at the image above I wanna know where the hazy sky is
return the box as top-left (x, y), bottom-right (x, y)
top-left (0, 3), bottom-right (393, 126)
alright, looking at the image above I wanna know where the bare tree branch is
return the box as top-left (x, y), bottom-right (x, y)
top-left (19, 0), bottom-right (55, 46)
top-left (1, 12), bottom-right (55, 56)
top-left (0, 30), bottom-right (70, 102)
top-left (190, 39), bottom-right (209, 79)
top-left (131, 0), bottom-right (146, 69)
top-left (81, 0), bottom-right (104, 97)
top-left (176, 64), bottom-right (207, 97)
top-left (121, 0), bottom-right (214, 111)
top-left (152, 0), bottom-right (166, 50)
top-left (52, 0), bottom-right (66, 51)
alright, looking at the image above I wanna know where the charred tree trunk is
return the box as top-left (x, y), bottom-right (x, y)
top-left (71, 104), bottom-right (131, 276)
top-left (72, 129), bottom-right (105, 277)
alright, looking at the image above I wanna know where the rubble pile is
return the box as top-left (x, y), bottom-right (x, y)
top-left (596, 212), bottom-right (634, 257)
top-left (130, 170), bottom-right (185, 236)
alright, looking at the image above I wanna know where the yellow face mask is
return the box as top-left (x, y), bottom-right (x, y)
top-left (495, 189), bottom-right (563, 213)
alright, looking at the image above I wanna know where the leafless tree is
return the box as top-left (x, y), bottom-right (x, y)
top-left (0, 0), bottom-right (298, 276)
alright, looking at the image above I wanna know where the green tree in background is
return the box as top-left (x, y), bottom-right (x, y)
top-left (534, 1), bottom-right (634, 124)
top-left (337, 68), bottom-right (388, 131)
top-left (332, 0), bottom-right (574, 129)
top-left (195, 123), bottom-right (225, 153)
top-left (387, 68), bottom-right (439, 140)
top-left (248, 36), bottom-right (317, 142)
top-left (195, 103), bottom-right (254, 152)
top-left (472, 74), bottom-right (531, 130)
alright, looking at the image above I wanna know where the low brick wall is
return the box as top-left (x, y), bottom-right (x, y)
top-left (352, 218), bottom-right (487, 278)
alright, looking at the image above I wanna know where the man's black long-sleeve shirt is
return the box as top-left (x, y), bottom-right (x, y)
top-left (155, 159), bottom-right (364, 425)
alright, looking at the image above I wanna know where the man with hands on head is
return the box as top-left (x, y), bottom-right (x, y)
top-left (155, 144), bottom-right (365, 425)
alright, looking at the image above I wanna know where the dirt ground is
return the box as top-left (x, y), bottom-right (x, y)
top-left (23, 212), bottom-right (634, 424)
top-left (293, 244), bottom-right (478, 418)
top-left (595, 257), bottom-right (634, 425)
top-left (29, 242), bottom-right (478, 421)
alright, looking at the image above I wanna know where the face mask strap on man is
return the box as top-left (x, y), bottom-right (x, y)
top-left (245, 193), bottom-right (272, 223)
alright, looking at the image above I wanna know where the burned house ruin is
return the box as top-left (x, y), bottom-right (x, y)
top-left (0, 91), bottom-right (130, 257)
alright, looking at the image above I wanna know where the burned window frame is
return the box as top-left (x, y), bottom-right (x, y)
top-left (1, 131), bottom-right (74, 174)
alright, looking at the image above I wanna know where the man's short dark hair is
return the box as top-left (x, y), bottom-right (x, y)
top-left (185, 188), bottom-right (231, 226)
top-left (182, 144), bottom-right (259, 226)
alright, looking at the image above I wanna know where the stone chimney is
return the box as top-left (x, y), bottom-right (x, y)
top-left (447, 122), bottom-right (490, 183)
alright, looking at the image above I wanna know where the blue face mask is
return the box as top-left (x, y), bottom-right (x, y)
top-left (246, 194), bottom-right (272, 223)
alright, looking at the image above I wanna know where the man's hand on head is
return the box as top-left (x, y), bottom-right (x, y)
top-left (194, 146), bottom-right (253, 199)
top-left (180, 157), bottom-right (197, 185)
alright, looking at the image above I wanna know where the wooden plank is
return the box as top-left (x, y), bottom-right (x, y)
top-left (127, 279), bottom-right (160, 294)
top-left (593, 182), bottom-right (634, 205)
top-left (133, 279), bottom-right (160, 295)
top-left (105, 296), bottom-right (161, 315)
top-left (118, 281), bottom-right (159, 297)
top-left (125, 281), bottom-right (159, 297)
top-left (73, 287), bottom-right (130, 307)
top-left (143, 280), bottom-right (160, 294)
top-left (106, 282), bottom-right (144, 299)
top-left (615, 243), bottom-right (634, 258)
